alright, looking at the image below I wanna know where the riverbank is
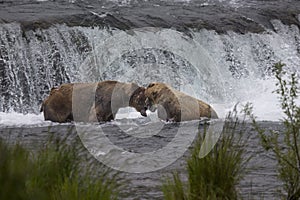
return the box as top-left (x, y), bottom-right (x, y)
top-left (0, 120), bottom-right (284, 199)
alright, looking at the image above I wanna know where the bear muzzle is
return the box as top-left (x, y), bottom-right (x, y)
top-left (140, 108), bottom-right (147, 117)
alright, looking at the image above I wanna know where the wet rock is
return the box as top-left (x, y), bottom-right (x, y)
top-left (0, 0), bottom-right (299, 34)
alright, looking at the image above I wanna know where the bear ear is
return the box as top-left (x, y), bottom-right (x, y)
top-left (50, 87), bottom-right (58, 95)
top-left (50, 87), bottom-right (57, 91)
top-left (148, 83), bottom-right (156, 88)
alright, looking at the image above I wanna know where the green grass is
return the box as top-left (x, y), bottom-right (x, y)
top-left (162, 109), bottom-right (251, 200)
top-left (0, 132), bottom-right (122, 200)
top-left (163, 62), bottom-right (300, 200)
top-left (246, 62), bottom-right (300, 199)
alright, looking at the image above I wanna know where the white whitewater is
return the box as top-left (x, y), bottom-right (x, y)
top-left (0, 112), bottom-right (53, 127)
top-left (0, 19), bottom-right (299, 126)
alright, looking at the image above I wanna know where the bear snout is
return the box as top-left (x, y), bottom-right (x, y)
top-left (140, 108), bottom-right (147, 117)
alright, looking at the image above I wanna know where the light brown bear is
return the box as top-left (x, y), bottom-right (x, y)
top-left (40, 81), bottom-right (147, 123)
top-left (144, 82), bottom-right (218, 122)
top-left (40, 84), bottom-right (74, 123)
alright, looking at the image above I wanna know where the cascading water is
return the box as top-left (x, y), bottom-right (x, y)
top-left (0, 2), bottom-right (300, 199)
top-left (0, 24), bottom-right (88, 113)
top-left (0, 18), bottom-right (299, 122)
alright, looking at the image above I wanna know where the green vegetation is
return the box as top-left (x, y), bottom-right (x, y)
top-left (162, 109), bottom-right (251, 200)
top-left (246, 62), bottom-right (300, 200)
top-left (163, 62), bottom-right (300, 200)
top-left (1, 62), bottom-right (299, 200)
top-left (0, 133), bottom-right (122, 200)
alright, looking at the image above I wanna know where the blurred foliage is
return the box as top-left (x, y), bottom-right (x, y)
top-left (162, 108), bottom-right (251, 200)
top-left (0, 132), bottom-right (122, 200)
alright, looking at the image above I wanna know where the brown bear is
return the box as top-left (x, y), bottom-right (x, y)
top-left (86, 80), bottom-right (147, 122)
top-left (40, 81), bottom-right (147, 123)
top-left (144, 82), bottom-right (218, 122)
top-left (40, 84), bottom-right (74, 123)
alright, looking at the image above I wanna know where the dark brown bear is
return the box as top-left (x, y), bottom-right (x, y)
top-left (40, 81), bottom-right (147, 123)
top-left (145, 82), bottom-right (218, 122)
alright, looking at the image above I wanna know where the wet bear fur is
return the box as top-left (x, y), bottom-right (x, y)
top-left (40, 81), bottom-right (147, 123)
top-left (145, 82), bottom-right (218, 122)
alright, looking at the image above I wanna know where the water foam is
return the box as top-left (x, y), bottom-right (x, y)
top-left (0, 112), bottom-right (55, 127)
top-left (0, 20), bottom-right (299, 124)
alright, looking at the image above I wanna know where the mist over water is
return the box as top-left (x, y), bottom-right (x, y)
top-left (1, 18), bottom-right (299, 124)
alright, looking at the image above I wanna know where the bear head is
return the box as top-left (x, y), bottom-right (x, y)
top-left (144, 82), bottom-right (165, 112)
top-left (129, 86), bottom-right (148, 117)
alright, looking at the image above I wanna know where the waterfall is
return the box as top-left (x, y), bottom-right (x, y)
top-left (0, 19), bottom-right (299, 120)
top-left (0, 24), bottom-right (93, 113)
